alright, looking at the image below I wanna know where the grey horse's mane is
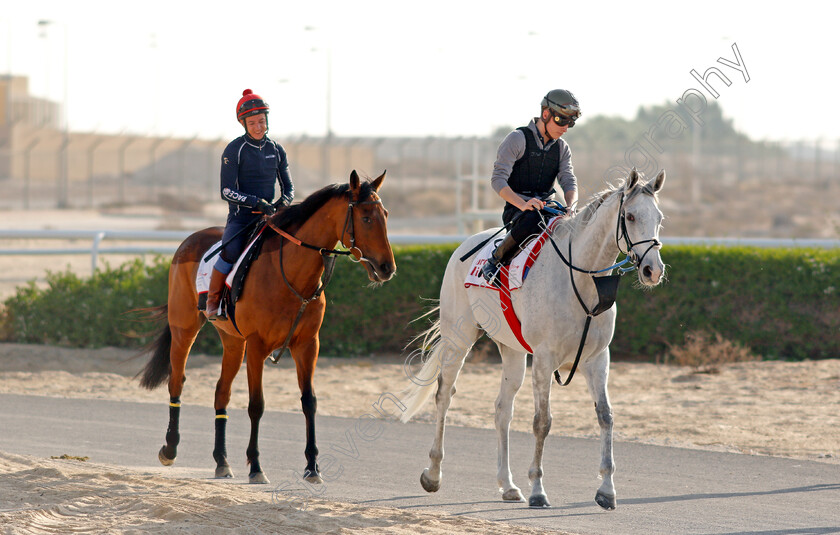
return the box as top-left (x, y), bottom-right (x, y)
top-left (553, 174), bottom-right (659, 237)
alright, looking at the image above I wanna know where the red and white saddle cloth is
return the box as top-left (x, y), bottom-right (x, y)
top-left (464, 216), bottom-right (563, 352)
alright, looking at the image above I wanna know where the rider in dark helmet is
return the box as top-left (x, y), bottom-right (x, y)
top-left (205, 89), bottom-right (295, 320)
top-left (481, 89), bottom-right (581, 285)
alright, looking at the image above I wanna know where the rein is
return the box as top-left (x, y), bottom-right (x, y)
top-left (546, 191), bottom-right (661, 386)
top-left (266, 194), bottom-right (383, 364)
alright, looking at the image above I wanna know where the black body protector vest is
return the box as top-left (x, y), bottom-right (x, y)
top-left (507, 126), bottom-right (560, 199)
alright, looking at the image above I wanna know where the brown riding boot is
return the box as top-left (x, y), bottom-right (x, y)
top-left (204, 268), bottom-right (228, 321)
top-left (481, 233), bottom-right (520, 286)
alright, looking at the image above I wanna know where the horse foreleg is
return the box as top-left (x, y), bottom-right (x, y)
top-left (292, 338), bottom-right (322, 484)
top-left (495, 346), bottom-right (527, 502)
top-left (584, 349), bottom-right (616, 510)
top-left (528, 355), bottom-right (554, 508)
top-left (212, 331), bottom-right (246, 479)
top-left (244, 340), bottom-right (270, 484)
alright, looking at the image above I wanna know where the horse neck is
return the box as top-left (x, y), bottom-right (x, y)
top-left (264, 197), bottom-right (346, 291)
top-left (293, 196), bottom-right (346, 251)
top-left (558, 191), bottom-right (622, 270)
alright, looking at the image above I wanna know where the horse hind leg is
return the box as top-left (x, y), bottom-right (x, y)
top-left (584, 349), bottom-right (617, 510)
top-left (420, 315), bottom-right (480, 494)
top-left (158, 322), bottom-right (202, 466)
top-left (495, 344), bottom-right (528, 502)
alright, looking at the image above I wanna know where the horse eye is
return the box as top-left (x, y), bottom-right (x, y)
top-left (362, 216), bottom-right (372, 224)
top-left (627, 213), bottom-right (635, 222)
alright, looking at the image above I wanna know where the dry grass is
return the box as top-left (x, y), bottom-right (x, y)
top-left (666, 330), bottom-right (759, 374)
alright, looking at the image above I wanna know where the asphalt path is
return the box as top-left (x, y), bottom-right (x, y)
top-left (1, 394), bottom-right (838, 535)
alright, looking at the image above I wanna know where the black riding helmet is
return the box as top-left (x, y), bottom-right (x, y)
top-left (541, 89), bottom-right (581, 126)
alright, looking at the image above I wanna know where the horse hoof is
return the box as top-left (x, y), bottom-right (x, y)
top-left (158, 446), bottom-right (175, 466)
top-left (595, 491), bottom-right (616, 510)
top-left (302, 469), bottom-right (323, 484)
top-left (528, 494), bottom-right (551, 508)
top-left (215, 464), bottom-right (233, 479)
top-left (502, 488), bottom-right (525, 502)
top-left (249, 472), bottom-right (269, 484)
top-left (420, 469), bottom-right (440, 493)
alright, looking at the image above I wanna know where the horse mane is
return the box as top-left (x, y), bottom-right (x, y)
top-left (268, 180), bottom-right (375, 230)
top-left (558, 173), bottom-right (659, 236)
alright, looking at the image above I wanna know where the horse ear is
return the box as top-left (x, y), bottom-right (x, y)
top-left (652, 169), bottom-right (666, 192)
top-left (349, 170), bottom-right (361, 192)
top-left (627, 167), bottom-right (640, 190)
top-left (371, 170), bottom-right (386, 192)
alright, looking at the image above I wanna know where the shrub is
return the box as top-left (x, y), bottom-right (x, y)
top-left (666, 330), bottom-right (759, 373)
top-left (1, 244), bottom-right (837, 361)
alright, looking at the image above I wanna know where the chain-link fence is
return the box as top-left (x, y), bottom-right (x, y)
top-left (1, 124), bottom-right (838, 237)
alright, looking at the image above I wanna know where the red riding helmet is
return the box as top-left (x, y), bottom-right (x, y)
top-left (236, 89), bottom-right (269, 121)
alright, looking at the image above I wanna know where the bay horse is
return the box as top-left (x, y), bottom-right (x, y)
top-left (400, 168), bottom-right (666, 509)
top-left (138, 170), bottom-right (395, 484)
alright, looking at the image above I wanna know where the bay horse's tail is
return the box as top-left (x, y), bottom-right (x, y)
top-left (137, 305), bottom-right (172, 390)
top-left (400, 306), bottom-right (444, 423)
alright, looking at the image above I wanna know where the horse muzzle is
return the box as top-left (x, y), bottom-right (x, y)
top-left (367, 260), bottom-right (396, 282)
top-left (638, 252), bottom-right (664, 286)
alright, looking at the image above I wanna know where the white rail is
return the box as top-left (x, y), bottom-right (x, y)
top-left (0, 230), bottom-right (837, 275)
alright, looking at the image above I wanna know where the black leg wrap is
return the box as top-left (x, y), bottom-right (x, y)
top-left (163, 397), bottom-right (181, 460)
top-left (300, 392), bottom-right (319, 470)
top-left (213, 409), bottom-right (228, 465)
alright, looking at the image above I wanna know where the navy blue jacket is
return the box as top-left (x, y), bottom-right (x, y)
top-left (220, 134), bottom-right (294, 217)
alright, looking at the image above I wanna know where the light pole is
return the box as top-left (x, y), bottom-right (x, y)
top-left (37, 20), bottom-right (70, 208)
top-left (304, 26), bottom-right (333, 182)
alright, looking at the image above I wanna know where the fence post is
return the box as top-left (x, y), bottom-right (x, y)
top-left (91, 231), bottom-right (106, 274)
top-left (23, 137), bottom-right (41, 210)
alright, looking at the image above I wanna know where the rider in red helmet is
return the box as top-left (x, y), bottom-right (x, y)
top-left (205, 89), bottom-right (295, 320)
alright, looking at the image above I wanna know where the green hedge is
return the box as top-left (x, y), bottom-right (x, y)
top-left (1, 245), bottom-right (837, 360)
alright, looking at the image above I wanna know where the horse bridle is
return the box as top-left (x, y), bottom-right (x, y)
top-left (615, 193), bottom-right (661, 270)
top-left (549, 190), bottom-right (661, 277)
top-left (265, 192), bottom-right (385, 262)
top-left (339, 194), bottom-right (385, 266)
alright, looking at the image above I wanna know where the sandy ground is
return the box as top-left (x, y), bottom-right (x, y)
top-left (0, 342), bottom-right (839, 534)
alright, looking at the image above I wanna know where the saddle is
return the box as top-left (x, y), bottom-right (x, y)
top-left (197, 224), bottom-right (269, 324)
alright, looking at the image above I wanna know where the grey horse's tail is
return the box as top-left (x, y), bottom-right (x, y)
top-left (400, 306), bottom-right (444, 423)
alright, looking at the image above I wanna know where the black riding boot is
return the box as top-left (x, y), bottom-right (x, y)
top-left (481, 233), bottom-right (520, 286)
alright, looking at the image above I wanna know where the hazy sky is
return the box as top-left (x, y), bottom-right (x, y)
top-left (3, 0), bottom-right (838, 143)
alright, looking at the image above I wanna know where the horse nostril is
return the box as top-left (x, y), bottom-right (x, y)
top-left (643, 265), bottom-right (653, 279)
top-left (380, 263), bottom-right (393, 277)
